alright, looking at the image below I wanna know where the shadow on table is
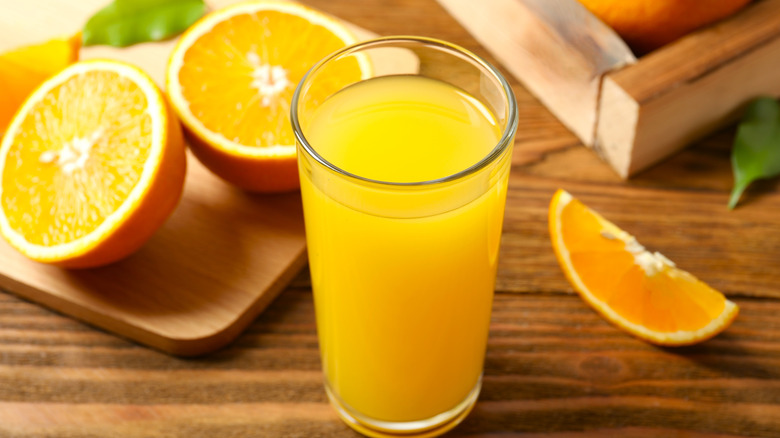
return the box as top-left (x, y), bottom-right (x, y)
top-left (663, 330), bottom-right (780, 380)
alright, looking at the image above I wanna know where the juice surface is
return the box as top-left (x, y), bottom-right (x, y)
top-left (299, 75), bottom-right (510, 422)
top-left (306, 75), bottom-right (499, 183)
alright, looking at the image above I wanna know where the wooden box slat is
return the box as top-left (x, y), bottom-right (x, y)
top-left (437, 0), bottom-right (635, 145)
top-left (597, 0), bottom-right (780, 176)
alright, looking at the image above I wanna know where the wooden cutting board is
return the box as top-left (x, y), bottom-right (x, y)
top-left (0, 0), bottom-right (378, 356)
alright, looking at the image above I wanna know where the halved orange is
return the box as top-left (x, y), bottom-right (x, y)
top-left (0, 60), bottom-right (186, 268)
top-left (549, 189), bottom-right (738, 346)
top-left (166, 0), bottom-right (371, 192)
top-left (0, 33), bottom-right (80, 135)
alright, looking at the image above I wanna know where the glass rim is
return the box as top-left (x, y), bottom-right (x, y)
top-left (290, 35), bottom-right (518, 187)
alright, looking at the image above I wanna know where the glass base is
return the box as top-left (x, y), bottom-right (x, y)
top-left (325, 376), bottom-right (481, 437)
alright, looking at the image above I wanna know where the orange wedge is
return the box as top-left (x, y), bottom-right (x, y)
top-left (0, 60), bottom-right (186, 268)
top-left (549, 189), bottom-right (738, 346)
top-left (0, 34), bottom-right (80, 135)
top-left (167, 0), bottom-right (371, 192)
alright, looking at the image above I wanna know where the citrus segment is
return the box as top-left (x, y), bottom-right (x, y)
top-left (0, 60), bottom-right (186, 268)
top-left (0, 34), bottom-right (80, 135)
top-left (167, 0), bottom-right (370, 192)
top-left (549, 189), bottom-right (738, 346)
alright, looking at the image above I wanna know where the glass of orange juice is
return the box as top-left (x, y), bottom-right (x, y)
top-left (291, 36), bottom-right (518, 437)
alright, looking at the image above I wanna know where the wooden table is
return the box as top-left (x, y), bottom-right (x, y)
top-left (2, 1), bottom-right (780, 436)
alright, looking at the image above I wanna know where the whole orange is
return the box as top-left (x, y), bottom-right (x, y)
top-left (578, 0), bottom-right (752, 54)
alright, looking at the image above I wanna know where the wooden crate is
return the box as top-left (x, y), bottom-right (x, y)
top-left (438, 0), bottom-right (780, 178)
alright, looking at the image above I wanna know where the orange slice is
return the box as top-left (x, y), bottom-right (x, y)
top-left (549, 189), bottom-right (738, 346)
top-left (0, 60), bottom-right (186, 268)
top-left (167, 0), bottom-right (371, 192)
top-left (0, 34), bottom-right (80, 135)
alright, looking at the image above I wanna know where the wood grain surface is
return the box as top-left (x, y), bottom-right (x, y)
top-left (2, 0), bottom-right (780, 436)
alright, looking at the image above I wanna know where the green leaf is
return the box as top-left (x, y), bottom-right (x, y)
top-left (82, 0), bottom-right (206, 47)
top-left (728, 97), bottom-right (780, 209)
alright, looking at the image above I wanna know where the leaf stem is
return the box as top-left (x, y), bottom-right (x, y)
top-left (728, 182), bottom-right (748, 210)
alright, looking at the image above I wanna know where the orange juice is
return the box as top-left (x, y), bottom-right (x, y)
top-left (298, 75), bottom-right (512, 423)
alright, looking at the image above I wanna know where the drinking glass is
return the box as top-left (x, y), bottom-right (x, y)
top-left (291, 36), bottom-right (518, 437)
